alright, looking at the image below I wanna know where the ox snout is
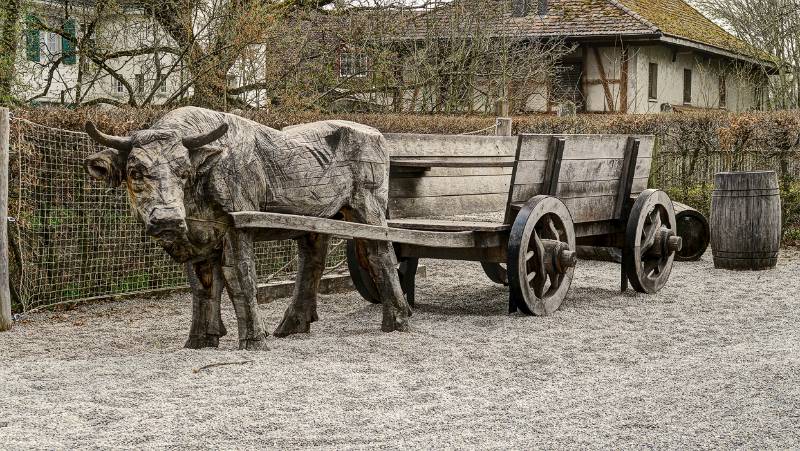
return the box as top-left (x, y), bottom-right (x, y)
top-left (146, 207), bottom-right (188, 240)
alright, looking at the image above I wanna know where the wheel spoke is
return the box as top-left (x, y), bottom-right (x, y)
top-left (532, 271), bottom-right (547, 298)
top-left (546, 216), bottom-right (560, 241)
top-left (643, 258), bottom-right (660, 279)
top-left (640, 219), bottom-right (659, 254)
top-left (548, 270), bottom-right (560, 293)
top-left (530, 230), bottom-right (547, 298)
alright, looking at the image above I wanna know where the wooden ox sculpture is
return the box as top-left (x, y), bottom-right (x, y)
top-left (84, 106), bottom-right (410, 350)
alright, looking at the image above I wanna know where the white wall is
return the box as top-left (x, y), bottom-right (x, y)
top-left (521, 43), bottom-right (769, 114)
top-left (15, 4), bottom-right (183, 106)
top-left (629, 44), bottom-right (766, 113)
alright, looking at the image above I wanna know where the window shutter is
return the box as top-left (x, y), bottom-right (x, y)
top-left (25, 14), bottom-right (40, 62)
top-left (62, 18), bottom-right (77, 65)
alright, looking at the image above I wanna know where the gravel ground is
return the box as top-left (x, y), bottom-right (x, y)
top-left (1, 251), bottom-right (799, 449)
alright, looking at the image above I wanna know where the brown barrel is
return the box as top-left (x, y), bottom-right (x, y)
top-left (673, 201), bottom-right (710, 262)
top-left (711, 171), bottom-right (781, 270)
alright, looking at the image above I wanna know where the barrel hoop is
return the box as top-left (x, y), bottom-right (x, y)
top-left (712, 189), bottom-right (780, 197)
top-left (713, 251), bottom-right (779, 258)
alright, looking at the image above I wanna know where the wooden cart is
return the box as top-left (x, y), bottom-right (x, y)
top-left (232, 133), bottom-right (682, 316)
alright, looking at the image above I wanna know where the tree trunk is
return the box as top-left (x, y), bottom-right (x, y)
top-left (0, 0), bottom-right (20, 105)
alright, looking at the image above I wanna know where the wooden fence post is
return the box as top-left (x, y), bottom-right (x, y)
top-left (495, 99), bottom-right (512, 136)
top-left (0, 108), bottom-right (11, 331)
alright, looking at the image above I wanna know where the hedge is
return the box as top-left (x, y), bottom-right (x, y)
top-left (11, 107), bottom-right (800, 245)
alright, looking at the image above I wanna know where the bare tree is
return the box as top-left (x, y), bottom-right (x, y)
top-left (693, 0), bottom-right (800, 109)
top-left (13, 0), bottom-right (335, 109)
top-left (317, 0), bottom-right (574, 114)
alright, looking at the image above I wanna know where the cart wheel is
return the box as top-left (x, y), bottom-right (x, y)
top-left (481, 262), bottom-right (508, 285)
top-left (508, 196), bottom-right (577, 316)
top-left (623, 189), bottom-right (683, 294)
top-left (345, 240), bottom-right (411, 305)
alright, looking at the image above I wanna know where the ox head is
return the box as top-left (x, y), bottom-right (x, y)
top-left (83, 122), bottom-right (228, 262)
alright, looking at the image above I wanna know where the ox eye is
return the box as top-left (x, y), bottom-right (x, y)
top-left (129, 169), bottom-right (144, 181)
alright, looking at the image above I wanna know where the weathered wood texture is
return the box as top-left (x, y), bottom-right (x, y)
top-left (510, 134), bottom-right (654, 223)
top-left (385, 133), bottom-right (517, 218)
top-left (84, 106), bottom-right (412, 346)
top-left (0, 109), bottom-right (10, 332)
top-left (231, 211), bottom-right (502, 249)
top-left (673, 201), bottom-right (710, 262)
top-left (711, 171), bottom-right (781, 270)
top-left (384, 133), bottom-right (654, 222)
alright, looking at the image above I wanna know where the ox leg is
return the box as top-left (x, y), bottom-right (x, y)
top-left (185, 259), bottom-right (227, 349)
top-left (274, 233), bottom-right (330, 338)
top-left (222, 230), bottom-right (269, 351)
top-left (348, 207), bottom-right (410, 333)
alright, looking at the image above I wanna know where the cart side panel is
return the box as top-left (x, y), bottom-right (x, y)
top-left (510, 135), bottom-right (655, 223)
top-left (386, 134), bottom-right (518, 218)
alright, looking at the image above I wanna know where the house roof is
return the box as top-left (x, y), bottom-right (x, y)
top-left (611, 0), bottom-right (776, 64)
top-left (401, 0), bottom-right (776, 67)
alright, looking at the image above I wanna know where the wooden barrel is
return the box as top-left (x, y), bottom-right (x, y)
top-left (673, 201), bottom-right (710, 262)
top-left (711, 171), bottom-right (781, 270)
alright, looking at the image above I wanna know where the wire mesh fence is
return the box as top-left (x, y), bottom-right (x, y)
top-left (8, 118), bottom-right (346, 312)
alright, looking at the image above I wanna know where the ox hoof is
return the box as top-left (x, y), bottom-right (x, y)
top-left (239, 337), bottom-right (269, 351)
top-left (184, 335), bottom-right (221, 349)
top-left (274, 311), bottom-right (318, 338)
top-left (381, 313), bottom-right (410, 333)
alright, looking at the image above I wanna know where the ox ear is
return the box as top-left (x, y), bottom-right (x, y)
top-left (84, 121), bottom-right (132, 188)
top-left (189, 145), bottom-right (223, 175)
top-left (84, 148), bottom-right (128, 188)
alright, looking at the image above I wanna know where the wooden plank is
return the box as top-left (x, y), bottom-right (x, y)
top-left (390, 159), bottom-right (515, 168)
top-left (518, 135), bottom-right (654, 161)
top-left (396, 243), bottom-right (507, 263)
top-left (389, 193), bottom-right (508, 218)
top-left (543, 137), bottom-right (565, 195)
top-left (517, 134), bottom-right (552, 161)
top-left (575, 221), bottom-right (622, 238)
top-left (385, 134), bottom-right (518, 157)
top-left (513, 157), bottom-right (651, 185)
top-left (231, 212), bottom-right (501, 249)
top-left (504, 135), bottom-right (525, 224)
top-left (389, 175), bottom-right (511, 198)
top-left (511, 178), bottom-right (648, 202)
top-left (388, 218), bottom-right (510, 232)
top-left (0, 109), bottom-right (9, 332)
top-left (511, 195), bottom-right (621, 223)
top-left (614, 138), bottom-right (640, 219)
top-left (391, 166), bottom-right (514, 178)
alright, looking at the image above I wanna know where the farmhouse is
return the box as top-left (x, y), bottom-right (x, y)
top-left (368, 0), bottom-right (779, 114)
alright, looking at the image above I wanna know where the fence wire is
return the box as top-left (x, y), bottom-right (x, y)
top-left (8, 118), bottom-right (345, 312)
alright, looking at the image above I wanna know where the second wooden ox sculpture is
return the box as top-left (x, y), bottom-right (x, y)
top-left (84, 106), bottom-right (410, 350)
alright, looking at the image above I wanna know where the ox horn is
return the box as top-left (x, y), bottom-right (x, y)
top-left (85, 122), bottom-right (133, 152)
top-left (182, 123), bottom-right (229, 149)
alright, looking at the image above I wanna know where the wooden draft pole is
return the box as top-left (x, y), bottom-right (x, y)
top-left (0, 108), bottom-right (11, 331)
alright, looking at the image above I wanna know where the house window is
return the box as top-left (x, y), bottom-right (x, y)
top-left (340, 52), bottom-right (368, 78)
top-left (683, 69), bottom-right (692, 104)
top-left (112, 77), bottom-right (125, 94)
top-left (648, 63), bottom-right (658, 100)
top-left (159, 75), bottom-right (168, 93)
top-left (719, 76), bottom-right (727, 108)
top-left (135, 74), bottom-right (145, 94)
top-left (43, 31), bottom-right (61, 59)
